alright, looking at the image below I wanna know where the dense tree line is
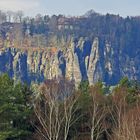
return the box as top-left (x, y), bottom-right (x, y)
top-left (0, 10), bottom-right (140, 57)
top-left (0, 74), bottom-right (33, 140)
top-left (0, 74), bottom-right (140, 140)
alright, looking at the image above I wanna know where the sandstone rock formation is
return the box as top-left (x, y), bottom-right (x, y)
top-left (0, 36), bottom-right (139, 85)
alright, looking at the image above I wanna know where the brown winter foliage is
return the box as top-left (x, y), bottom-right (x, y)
top-left (32, 79), bottom-right (140, 140)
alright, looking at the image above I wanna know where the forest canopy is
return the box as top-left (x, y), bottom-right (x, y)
top-left (0, 74), bottom-right (140, 140)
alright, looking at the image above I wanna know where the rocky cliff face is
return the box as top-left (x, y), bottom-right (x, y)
top-left (0, 36), bottom-right (139, 85)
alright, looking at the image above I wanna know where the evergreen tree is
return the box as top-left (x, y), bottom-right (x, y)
top-left (78, 80), bottom-right (89, 94)
top-left (0, 74), bottom-right (33, 140)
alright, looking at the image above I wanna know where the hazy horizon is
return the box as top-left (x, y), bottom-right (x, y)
top-left (0, 0), bottom-right (140, 17)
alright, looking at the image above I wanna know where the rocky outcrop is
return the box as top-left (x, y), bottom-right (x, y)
top-left (88, 37), bottom-right (100, 84)
top-left (0, 36), bottom-right (140, 85)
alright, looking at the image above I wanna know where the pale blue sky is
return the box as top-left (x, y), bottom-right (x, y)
top-left (0, 0), bottom-right (139, 17)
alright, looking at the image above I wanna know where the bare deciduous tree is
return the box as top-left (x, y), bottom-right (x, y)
top-left (107, 87), bottom-right (140, 140)
top-left (7, 11), bottom-right (13, 22)
top-left (13, 11), bottom-right (24, 23)
top-left (33, 79), bottom-right (80, 140)
top-left (17, 10), bottom-right (24, 23)
top-left (33, 80), bottom-right (63, 140)
top-left (89, 84), bottom-right (107, 140)
top-left (60, 81), bottom-right (81, 140)
top-left (0, 10), bottom-right (7, 23)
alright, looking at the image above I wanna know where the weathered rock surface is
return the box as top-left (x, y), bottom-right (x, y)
top-left (0, 36), bottom-right (139, 85)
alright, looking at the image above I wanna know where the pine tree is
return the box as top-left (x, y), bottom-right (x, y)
top-left (0, 74), bottom-right (33, 140)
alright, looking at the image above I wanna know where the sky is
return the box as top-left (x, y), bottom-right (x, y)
top-left (0, 0), bottom-right (139, 17)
